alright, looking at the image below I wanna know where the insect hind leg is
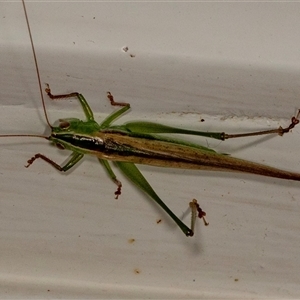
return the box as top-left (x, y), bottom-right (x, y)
top-left (189, 199), bottom-right (209, 231)
top-left (223, 109), bottom-right (300, 140)
top-left (278, 109), bottom-right (300, 136)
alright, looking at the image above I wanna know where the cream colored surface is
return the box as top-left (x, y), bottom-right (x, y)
top-left (0, 1), bottom-right (300, 298)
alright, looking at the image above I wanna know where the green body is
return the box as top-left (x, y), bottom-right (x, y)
top-left (41, 92), bottom-right (300, 237)
top-left (18, 0), bottom-right (299, 237)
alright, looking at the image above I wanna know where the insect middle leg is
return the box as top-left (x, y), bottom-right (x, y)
top-left (98, 159), bottom-right (122, 199)
top-left (106, 91), bottom-right (129, 107)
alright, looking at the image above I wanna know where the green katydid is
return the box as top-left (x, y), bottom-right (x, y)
top-left (2, 0), bottom-right (300, 237)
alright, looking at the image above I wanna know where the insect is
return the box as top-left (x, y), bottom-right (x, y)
top-left (2, 0), bottom-right (300, 237)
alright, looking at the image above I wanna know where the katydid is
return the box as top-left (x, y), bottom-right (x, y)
top-left (2, 0), bottom-right (300, 237)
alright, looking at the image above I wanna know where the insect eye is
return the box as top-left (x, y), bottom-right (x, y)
top-left (59, 121), bottom-right (70, 129)
top-left (56, 143), bottom-right (65, 150)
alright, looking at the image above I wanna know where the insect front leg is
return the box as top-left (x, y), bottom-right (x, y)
top-left (45, 84), bottom-right (94, 121)
top-left (25, 152), bottom-right (84, 172)
top-left (98, 159), bottom-right (122, 199)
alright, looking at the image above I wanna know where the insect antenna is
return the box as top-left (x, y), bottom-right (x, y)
top-left (0, 1), bottom-right (50, 141)
top-left (22, 0), bottom-right (52, 129)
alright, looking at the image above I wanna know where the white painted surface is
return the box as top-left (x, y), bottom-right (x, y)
top-left (0, 1), bottom-right (300, 298)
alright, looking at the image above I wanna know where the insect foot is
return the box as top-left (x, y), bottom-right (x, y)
top-left (278, 109), bottom-right (300, 136)
top-left (188, 199), bottom-right (209, 237)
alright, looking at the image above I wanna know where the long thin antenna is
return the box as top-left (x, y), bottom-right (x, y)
top-left (22, 0), bottom-right (52, 128)
top-left (0, 134), bottom-right (48, 139)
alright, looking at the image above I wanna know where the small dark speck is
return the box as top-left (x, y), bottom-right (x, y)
top-left (234, 278), bottom-right (239, 282)
top-left (130, 54), bottom-right (136, 58)
top-left (200, 119), bottom-right (205, 122)
top-left (93, 17), bottom-right (95, 19)
top-left (47, 289), bottom-right (50, 292)
top-left (134, 268), bottom-right (141, 274)
top-left (156, 219), bottom-right (162, 224)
